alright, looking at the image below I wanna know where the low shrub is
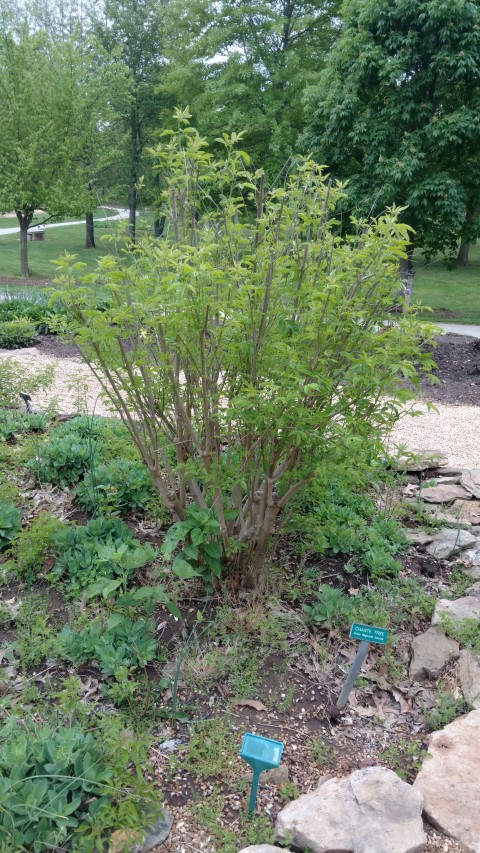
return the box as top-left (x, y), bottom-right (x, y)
top-left (75, 459), bottom-right (156, 515)
top-left (0, 318), bottom-right (38, 348)
top-left (49, 516), bottom-right (157, 597)
top-left (0, 499), bottom-right (21, 550)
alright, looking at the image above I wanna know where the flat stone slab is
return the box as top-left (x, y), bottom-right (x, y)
top-left (275, 766), bottom-right (426, 853)
top-left (414, 711), bottom-right (480, 852)
top-left (421, 484), bottom-right (472, 503)
top-left (452, 500), bottom-right (480, 524)
top-left (405, 530), bottom-right (435, 546)
top-left (409, 628), bottom-right (459, 681)
top-left (238, 848), bottom-right (286, 853)
top-left (458, 649), bottom-right (480, 709)
top-left (466, 582), bottom-right (480, 597)
top-left (425, 528), bottom-right (476, 560)
top-left (393, 450), bottom-right (449, 472)
top-left (432, 596), bottom-right (480, 626)
top-left (461, 469), bottom-right (480, 499)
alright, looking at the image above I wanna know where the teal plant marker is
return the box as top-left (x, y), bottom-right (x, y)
top-left (240, 733), bottom-right (284, 815)
top-left (335, 623), bottom-right (389, 712)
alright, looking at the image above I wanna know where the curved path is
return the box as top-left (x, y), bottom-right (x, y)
top-left (0, 206), bottom-right (128, 237)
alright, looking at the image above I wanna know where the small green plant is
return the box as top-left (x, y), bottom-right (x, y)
top-left (11, 594), bottom-right (59, 668)
top-left (424, 687), bottom-right (471, 731)
top-left (0, 499), bottom-right (21, 550)
top-left (303, 584), bottom-right (353, 629)
top-left (49, 516), bottom-right (157, 597)
top-left (0, 409), bottom-right (48, 441)
top-left (161, 505), bottom-right (223, 591)
top-left (0, 356), bottom-right (54, 409)
top-left (278, 781), bottom-right (299, 802)
top-left (27, 434), bottom-right (95, 487)
top-left (192, 792), bottom-right (275, 852)
top-left (0, 297), bottom-right (62, 333)
top-left (309, 737), bottom-right (333, 767)
top-left (75, 458), bottom-right (156, 516)
top-left (182, 717), bottom-right (238, 779)
top-left (440, 615), bottom-right (480, 660)
top-left (5, 511), bottom-right (65, 583)
top-left (0, 317), bottom-right (37, 348)
top-left (380, 737), bottom-right (427, 781)
top-left (58, 613), bottom-right (161, 675)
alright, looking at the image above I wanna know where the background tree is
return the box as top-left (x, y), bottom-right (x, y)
top-left (164, 0), bottom-right (340, 179)
top-left (302, 0), bottom-right (480, 262)
top-left (94, 0), bottom-right (173, 242)
top-left (0, 22), bottom-right (91, 275)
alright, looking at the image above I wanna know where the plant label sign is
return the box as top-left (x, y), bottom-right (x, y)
top-left (349, 623), bottom-right (389, 645)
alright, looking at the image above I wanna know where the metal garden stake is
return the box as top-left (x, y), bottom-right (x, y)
top-left (336, 623), bottom-right (389, 711)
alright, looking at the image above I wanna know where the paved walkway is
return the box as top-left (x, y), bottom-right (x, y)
top-left (437, 323), bottom-right (480, 339)
top-left (0, 206), bottom-right (128, 237)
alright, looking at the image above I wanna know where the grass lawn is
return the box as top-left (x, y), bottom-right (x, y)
top-left (413, 243), bottom-right (480, 325)
top-left (0, 211), bottom-right (155, 280)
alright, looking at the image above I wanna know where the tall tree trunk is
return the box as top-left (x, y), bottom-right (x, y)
top-left (16, 210), bottom-right (33, 278)
top-left (85, 211), bottom-right (96, 248)
top-left (154, 214), bottom-right (166, 238)
top-left (457, 241), bottom-right (470, 266)
top-left (399, 233), bottom-right (414, 276)
top-left (129, 108), bottom-right (140, 243)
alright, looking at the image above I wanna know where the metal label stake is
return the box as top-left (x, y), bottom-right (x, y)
top-left (336, 623), bottom-right (389, 711)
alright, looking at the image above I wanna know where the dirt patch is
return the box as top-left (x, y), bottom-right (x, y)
top-left (420, 333), bottom-right (480, 406)
top-left (0, 276), bottom-right (52, 288)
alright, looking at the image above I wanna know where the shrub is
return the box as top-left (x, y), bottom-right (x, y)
top-left (0, 499), bottom-right (21, 550)
top-left (54, 114), bottom-right (435, 589)
top-left (0, 298), bottom-right (58, 333)
top-left (0, 357), bottom-right (54, 409)
top-left (0, 317), bottom-right (38, 348)
top-left (50, 516), bottom-right (157, 597)
top-left (75, 458), bottom-right (156, 515)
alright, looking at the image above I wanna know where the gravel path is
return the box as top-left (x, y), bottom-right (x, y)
top-left (2, 345), bottom-right (479, 469)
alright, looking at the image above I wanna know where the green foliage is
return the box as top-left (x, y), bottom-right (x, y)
top-left (182, 717), bottom-right (237, 779)
top-left (0, 356), bottom-right (54, 409)
top-left (0, 318), bottom-right (37, 348)
top-left (50, 516), bottom-right (157, 598)
top-left (440, 616), bottom-right (480, 661)
top-left (288, 482), bottom-right (406, 579)
top-left (58, 613), bottom-right (159, 675)
top-left (0, 410), bottom-right (47, 442)
top-left (303, 584), bottom-right (353, 628)
top-left (5, 511), bottom-right (65, 584)
top-left (0, 712), bottom-right (158, 853)
top-left (424, 687), bottom-right (471, 732)
top-left (10, 594), bottom-right (59, 669)
top-left (55, 119), bottom-right (435, 589)
top-left (0, 298), bottom-right (61, 334)
top-left (0, 499), bottom-right (21, 550)
top-left (192, 791), bottom-right (275, 853)
top-left (161, 506), bottom-right (223, 590)
top-left (303, 0), bottom-right (480, 258)
top-left (310, 737), bottom-right (333, 767)
top-left (75, 459), bottom-right (156, 516)
top-left (380, 737), bottom-right (427, 782)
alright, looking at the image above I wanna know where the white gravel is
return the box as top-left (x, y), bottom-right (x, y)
top-left (2, 346), bottom-right (479, 470)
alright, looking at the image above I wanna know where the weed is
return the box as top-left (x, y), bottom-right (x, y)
top-left (380, 737), bottom-right (427, 781)
top-left (11, 594), bottom-right (59, 669)
top-left (424, 687), bottom-right (471, 731)
top-left (309, 737), bottom-right (333, 767)
top-left (5, 511), bottom-right (65, 584)
top-left (440, 615), bottom-right (480, 660)
top-left (278, 781), bottom-right (299, 802)
top-left (303, 585), bottom-right (353, 629)
top-left (444, 565), bottom-right (475, 599)
top-left (0, 499), bottom-right (21, 549)
top-left (192, 791), bottom-right (274, 852)
top-left (182, 717), bottom-right (238, 779)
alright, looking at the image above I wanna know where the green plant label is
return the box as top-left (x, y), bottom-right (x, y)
top-left (349, 622), bottom-right (388, 644)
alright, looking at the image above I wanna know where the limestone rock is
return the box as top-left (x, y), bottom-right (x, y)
top-left (238, 847), bottom-right (286, 853)
top-left (434, 475), bottom-right (462, 485)
top-left (425, 528), bottom-right (476, 560)
top-left (462, 541), bottom-right (480, 569)
top-left (461, 469), bottom-right (480, 499)
top-left (275, 766), bottom-right (425, 853)
top-left (464, 563), bottom-right (480, 581)
top-left (434, 468), bottom-right (464, 477)
top-left (421, 484), bottom-right (472, 503)
top-left (458, 649), bottom-right (480, 709)
top-left (409, 628), bottom-right (459, 681)
top-left (414, 710), bottom-right (480, 852)
top-left (426, 506), bottom-right (472, 526)
top-left (432, 596), bottom-right (480, 626)
top-left (466, 582), bottom-right (480, 597)
top-left (262, 764), bottom-right (290, 786)
top-left (405, 530), bottom-right (435, 546)
top-left (394, 450), bottom-right (449, 472)
top-left (109, 810), bottom-right (173, 853)
top-left (452, 499), bottom-right (480, 525)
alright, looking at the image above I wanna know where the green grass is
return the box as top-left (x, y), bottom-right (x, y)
top-left (0, 211), bottom-right (155, 280)
top-left (413, 243), bottom-right (480, 324)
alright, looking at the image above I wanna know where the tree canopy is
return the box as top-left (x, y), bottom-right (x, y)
top-left (302, 0), bottom-right (480, 259)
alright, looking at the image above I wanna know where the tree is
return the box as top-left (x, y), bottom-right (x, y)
top-left (302, 0), bottom-right (480, 261)
top-left (163, 0), bottom-right (340, 179)
top-left (55, 117), bottom-right (435, 590)
top-left (94, 0), bottom-right (172, 242)
top-left (0, 22), bottom-right (90, 275)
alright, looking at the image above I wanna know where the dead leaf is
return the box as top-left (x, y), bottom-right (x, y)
top-left (234, 699), bottom-right (268, 712)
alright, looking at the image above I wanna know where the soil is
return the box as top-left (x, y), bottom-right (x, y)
top-left (419, 333), bottom-right (480, 406)
top-left (0, 276), bottom-right (52, 288)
